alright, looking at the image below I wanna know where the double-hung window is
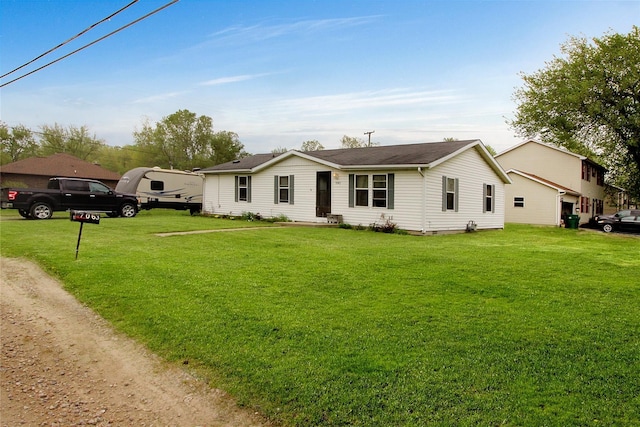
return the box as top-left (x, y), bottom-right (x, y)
top-left (372, 175), bottom-right (388, 207)
top-left (274, 175), bottom-right (294, 204)
top-left (235, 176), bottom-right (251, 202)
top-left (442, 176), bottom-right (459, 211)
top-left (349, 173), bottom-right (395, 208)
top-left (514, 197), bottom-right (525, 208)
top-left (279, 176), bottom-right (289, 203)
top-left (355, 175), bottom-right (368, 206)
top-left (483, 184), bottom-right (495, 213)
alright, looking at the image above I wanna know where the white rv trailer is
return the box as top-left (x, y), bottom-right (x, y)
top-left (116, 167), bottom-right (203, 214)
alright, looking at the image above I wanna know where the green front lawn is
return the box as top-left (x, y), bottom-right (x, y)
top-left (1, 210), bottom-right (638, 426)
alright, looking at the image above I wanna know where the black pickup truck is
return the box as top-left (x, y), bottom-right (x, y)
top-left (1, 177), bottom-right (139, 219)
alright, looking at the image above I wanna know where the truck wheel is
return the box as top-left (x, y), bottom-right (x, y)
top-left (120, 203), bottom-right (137, 218)
top-left (30, 202), bottom-right (53, 220)
top-left (18, 209), bottom-right (31, 218)
top-left (602, 223), bottom-right (614, 233)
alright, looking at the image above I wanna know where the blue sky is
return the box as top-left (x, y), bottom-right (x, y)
top-left (1, 0), bottom-right (638, 155)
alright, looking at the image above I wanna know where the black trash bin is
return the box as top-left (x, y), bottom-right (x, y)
top-left (565, 214), bottom-right (580, 229)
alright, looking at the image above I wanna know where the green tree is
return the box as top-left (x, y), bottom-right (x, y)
top-left (133, 110), bottom-right (245, 170)
top-left (209, 131), bottom-right (247, 165)
top-left (340, 135), bottom-right (366, 148)
top-left (272, 146), bottom-right (288, 154)
top-left (0, 122), bottom-right (38, 164)
top-left (510, 26), bottom-right (640, 199)
top-left (340, 134), bottom-right (379, 148)
top-left (94, 144), bottom-right (143, 175)
top-left (39, 123), bottom-right (105, 161)
top-left (301, 140), bottom-right (324, 151)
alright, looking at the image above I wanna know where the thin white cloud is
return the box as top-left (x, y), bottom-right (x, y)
top-left (131, 91), bottom-right (189, 104)
top-left (270, 88), bottom-right (465, 117)
top-left (199, 16), bottom-right (381, 47)
top-left (199, 73), bottom-right (268, 86)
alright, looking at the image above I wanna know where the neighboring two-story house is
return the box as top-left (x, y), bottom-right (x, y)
top-left (495, 140), bottom-right (606, 226)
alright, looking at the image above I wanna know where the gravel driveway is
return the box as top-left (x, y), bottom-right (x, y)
top-left (1, 257), bottom-right (268, 427)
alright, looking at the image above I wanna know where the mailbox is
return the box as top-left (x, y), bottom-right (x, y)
top-left (70, 210), bottom-right (100, 224)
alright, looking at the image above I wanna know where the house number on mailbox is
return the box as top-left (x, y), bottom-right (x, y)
top-left (70, 210), bottom-right (100, 259)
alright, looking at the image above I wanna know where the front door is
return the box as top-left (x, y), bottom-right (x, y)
top-left (316, 171), bottom-right (331, 217)
top-left (561, 201), bottom-right (573, 219)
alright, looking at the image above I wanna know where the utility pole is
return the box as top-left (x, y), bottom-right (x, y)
top-left (364, 130), bottom-right (375, 147)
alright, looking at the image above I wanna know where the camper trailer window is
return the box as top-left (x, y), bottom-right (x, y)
top-left (151, 181), bottom-right (164, 191)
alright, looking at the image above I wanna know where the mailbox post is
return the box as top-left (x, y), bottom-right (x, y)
top-left (70, 211), bottom-right (100, 259)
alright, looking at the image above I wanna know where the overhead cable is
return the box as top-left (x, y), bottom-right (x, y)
top-left (0, 0), bottom-right (179, 88)
top-left (1, 0), bottom-right (140, 80)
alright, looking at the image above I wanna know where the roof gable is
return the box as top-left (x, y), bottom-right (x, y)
top-left (0, 153), bottom-right (121, 180)
top-left (496, 139), bottom-right (585, 160)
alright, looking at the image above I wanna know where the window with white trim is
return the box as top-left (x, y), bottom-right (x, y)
top-left (372, 174), bottom-right (388, 207)
top-left (274, 175), bottom-right (294, 204)
top-left (483, 184), bottom-right (495, 213)
top-left (279, 175), bottom-right (289, 203)
top-left (514, 196), bottom-right (525, 208)
top-left (442, 176), bottom-right (458, 211)
top-left (447, 178), bottom-right (456, 210)
top-left (348, 173), bottom-right (395, 209)
top-left (355, 175), bottom-right (368, 206)
top-left (235, 176), bottom-right (251, 202)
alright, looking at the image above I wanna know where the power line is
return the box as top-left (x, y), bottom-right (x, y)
top-left (0, 0), bottom-right (179, 88)
top-left (1, 0), bottom-right (140, 80)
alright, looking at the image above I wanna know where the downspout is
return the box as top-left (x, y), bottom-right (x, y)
top-left (418, 167), bottom-right (426, 233)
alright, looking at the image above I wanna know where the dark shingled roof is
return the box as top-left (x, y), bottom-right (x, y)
top-left (0, 153), bottom-right (121, 180)
top-left (202, 140), bottom-right (480, 172)
top-left (202, 153), bottom-right (286, 171)
top-left (304, 140), bottom-right (478, 166)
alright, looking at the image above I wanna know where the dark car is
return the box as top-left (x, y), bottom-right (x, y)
top-left (594, 209), bottom-right (640, 233)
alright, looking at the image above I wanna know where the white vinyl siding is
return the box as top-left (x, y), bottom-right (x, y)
top-left (426, 148), bottom-right (505, 231)
top-left (204, 156), bottom-right (319, 221)
top-left (202, 145), bottom-right (506, 232)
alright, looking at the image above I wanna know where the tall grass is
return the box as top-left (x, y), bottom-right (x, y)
top-left (1, 210), bottom-right (639, 425)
